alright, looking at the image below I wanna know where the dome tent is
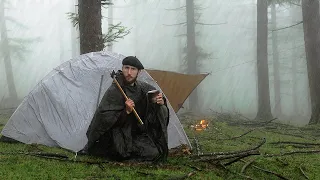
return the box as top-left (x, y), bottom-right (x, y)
top-left (1, 50), bottom-right (207, 152)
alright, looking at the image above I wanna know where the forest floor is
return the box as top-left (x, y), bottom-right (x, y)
top-left (0, 112), bottom-right (320, 180)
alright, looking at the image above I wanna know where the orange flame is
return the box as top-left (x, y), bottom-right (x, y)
top-left (193, 120), bottom-right (209, 131)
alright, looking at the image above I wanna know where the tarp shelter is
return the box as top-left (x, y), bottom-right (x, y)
top-left (0, 51), bottom-right (208, 152)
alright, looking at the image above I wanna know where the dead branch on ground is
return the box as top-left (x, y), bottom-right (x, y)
top-left (192, 138), bottom-right (266, 158)
top-left (264, 150), bottom-right (320, 157)
top-left (299, 164), bottom-right (309, 180)
top-left (240, 158), bottom-right (256, 174)
top-left (221, 129), bottom-right (255, 140)
top-left (270, 141), bottom-right (320, 146)
top-left (193, 149), bottom-right (260, 162)
top-left (240, 160), bottom-right (290, 180)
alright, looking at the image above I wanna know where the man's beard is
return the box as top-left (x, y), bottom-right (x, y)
top-left (124, 76), bottom-right (137, 85)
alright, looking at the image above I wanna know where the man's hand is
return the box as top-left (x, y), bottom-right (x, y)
top-left (154, 93), bottom-right (164, 105)
top-left (125, 99), bottom-right (135, 114)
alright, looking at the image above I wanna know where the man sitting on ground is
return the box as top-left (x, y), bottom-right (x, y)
top-left (83, 56), bottom-right (169, 162)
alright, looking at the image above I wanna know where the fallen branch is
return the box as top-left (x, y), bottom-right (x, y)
top-left (270, 141), bottom-right (320, 146)
top-left (240, 158), bottom-right (256, 174)
top-left (240, 160), bottom-right (290, 180)
top-left (264, 150), bottom-right (320, 157)
top-left (193, 138), bottom-right (266, 157)
top-left (243, 118), bottom-right (278, 126)
top-left (223, 154), bottom-right (254, 166)
top-left (264, 130), bottom-right (316, 140)
top-left (222, 129), bottom-right (255, 140)
top-left (0, 151), bottom-right (69, 159)
top-left (193, 150), bottom-right (260, 162)
top-left (299, 164), bottom-right (309, 180)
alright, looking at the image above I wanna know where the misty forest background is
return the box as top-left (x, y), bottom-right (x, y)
top-left (1, 0), bottom-right (320, 126)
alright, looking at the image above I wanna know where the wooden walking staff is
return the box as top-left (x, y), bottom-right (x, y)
top-left (110, 70), bottom-right (144, 125)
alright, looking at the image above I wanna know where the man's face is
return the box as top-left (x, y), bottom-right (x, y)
top-left (122, 65), bottom-right (140, 84)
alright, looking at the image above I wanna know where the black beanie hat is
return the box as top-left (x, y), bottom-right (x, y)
top-left (122, 56), bottom-right (144, 70)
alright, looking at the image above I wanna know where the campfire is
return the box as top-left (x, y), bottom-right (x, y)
top-left (191, 119), bottom-right (209, 131)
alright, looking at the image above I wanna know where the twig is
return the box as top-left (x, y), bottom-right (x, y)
top-left (240, 158), bottom-right (256, 174)
top-left (240, 160), bottom-right (290, 180)
top-left (299, 164), bottom-right (309, 180)
top-left (264, 150), bottom-right (320, 157)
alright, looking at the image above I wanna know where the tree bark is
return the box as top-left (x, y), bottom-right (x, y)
top-left (186, 0), bottom-right (199, 111)
top-left (301, 0), bottom-right (320, 125)
top-left (271, 3), bottom-right (281, 117)
top-left (0, 0), bottom-right (18, 100)
top-left (255, 0), bottom-right (273, 120)
top-left (78, 0), bottom-right (103, 54)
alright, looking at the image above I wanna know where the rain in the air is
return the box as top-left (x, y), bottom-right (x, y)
top-left (0, 0), bottom-right (319, 179)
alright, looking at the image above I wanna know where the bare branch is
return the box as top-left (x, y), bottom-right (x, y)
top-left (163, 22), bottom-right (187, 26)
top-left (164, 6), bottom-right (186, 10)
top-left (271, 21), bottom-right (303, 31)
top-left (195, 22), bottom-right (227, 26)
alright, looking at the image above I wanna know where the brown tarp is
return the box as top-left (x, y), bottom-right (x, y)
top-left (146, 69), bottom-right (209, 113)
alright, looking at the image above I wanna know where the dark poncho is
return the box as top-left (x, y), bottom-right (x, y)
top-left (85, 73), bottom-right (169, 162)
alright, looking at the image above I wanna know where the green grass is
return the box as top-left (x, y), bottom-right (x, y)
top-left (1, 115), bottom-right (320, 180)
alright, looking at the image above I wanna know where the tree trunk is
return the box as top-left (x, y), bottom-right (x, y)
top-left (78, 0), bottom-right (103, 54)
top-left (255, 0), bottom-right (273, 120)
top-left (0, 0), bottom-right (18, 100)
top-left (302, 0), bottom-right (320, 125)
top-left (291, 7), bottom-right (298, 114)
top-left (107, 0), bottom-right (113, 51)
top-left (186, 0), bottom-right (199, 111)
top-left (271, 3), bottom-right (281, 117)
